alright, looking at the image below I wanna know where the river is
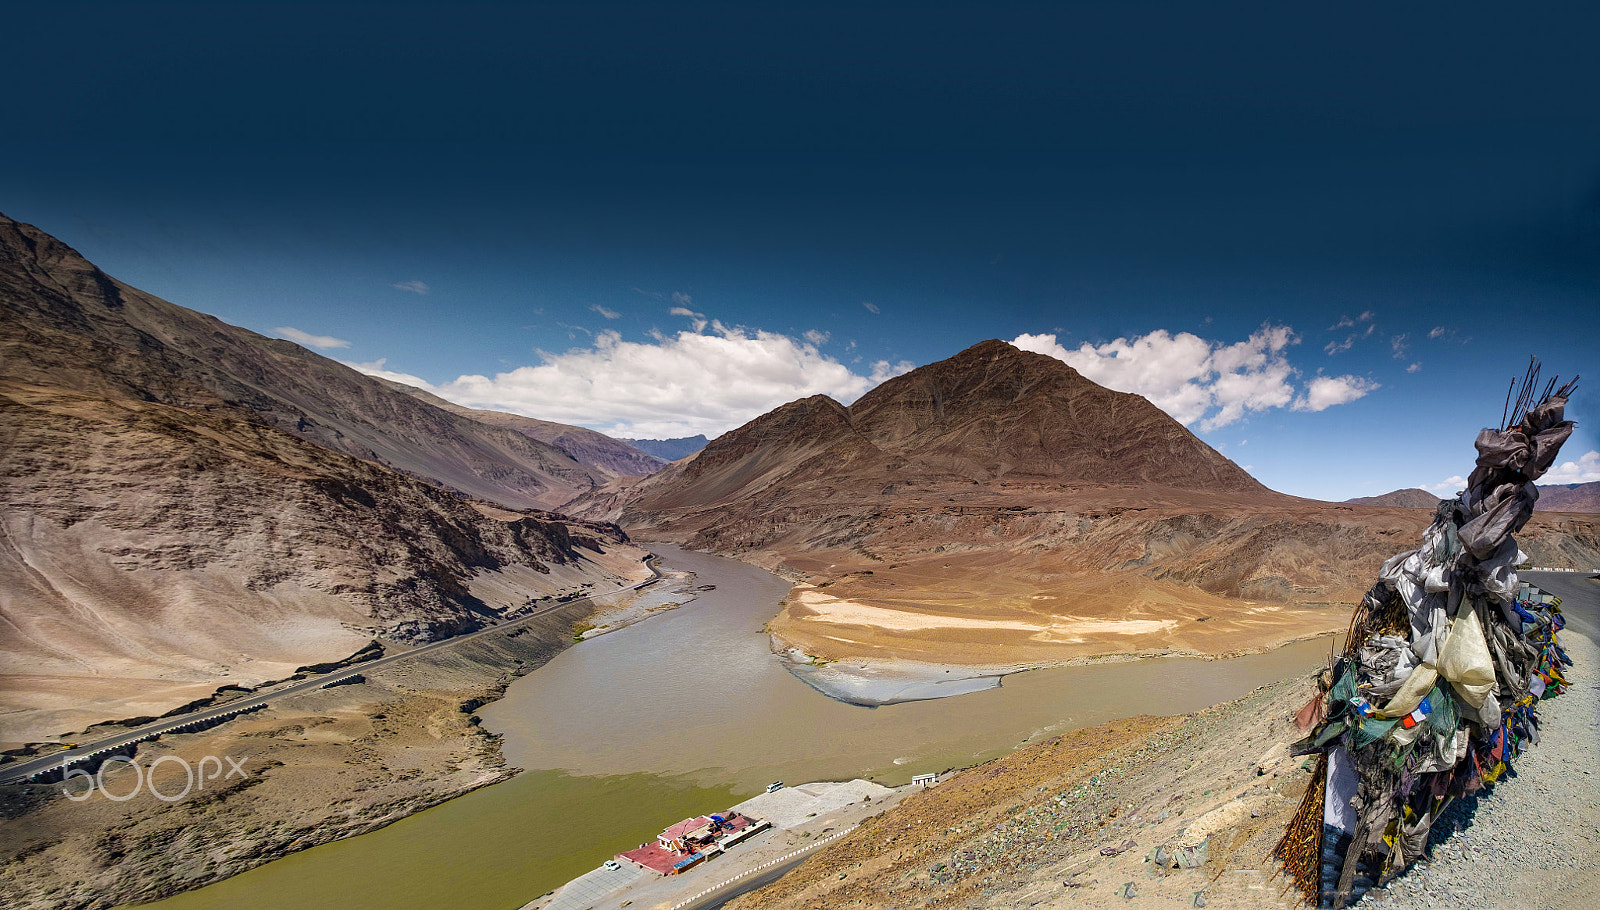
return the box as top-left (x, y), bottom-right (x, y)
top-left (135, 545), bottom-right (1336, 910)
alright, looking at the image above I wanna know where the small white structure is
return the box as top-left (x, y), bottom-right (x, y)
top-left (912, 773), bottom-right (937, 788)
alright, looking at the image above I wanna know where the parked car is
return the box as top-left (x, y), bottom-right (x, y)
top-left (603, 859), bottom-right (621, 872)
top-left (766, 781), bottom-right (784, 793)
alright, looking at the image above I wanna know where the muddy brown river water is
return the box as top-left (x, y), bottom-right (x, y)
top-left (136, 545), bottom-right (1337, 910)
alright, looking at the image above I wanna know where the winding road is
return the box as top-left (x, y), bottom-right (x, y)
top-left (0, 555), bottom-right (663, 786)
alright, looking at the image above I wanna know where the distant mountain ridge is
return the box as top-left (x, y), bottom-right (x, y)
top-left (1345, 488), bottom-right (1442, 508)
top-left (1345, 483), bottom-right (1599, 513)
top-left (375, 378), bottom-right (667, 480)
top-left (1539, 481), bottom-right (1600, 512)
top-left (621, 435), bottom-right (710, 461)
top-left (0, 212), bottom-right (607, 512)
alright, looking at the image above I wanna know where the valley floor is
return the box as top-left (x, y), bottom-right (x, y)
top-left (4, 559), bottom-right (1590, 910)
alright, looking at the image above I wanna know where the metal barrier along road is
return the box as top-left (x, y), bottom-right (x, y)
top-left (669, 824), bottom-right (859, 910)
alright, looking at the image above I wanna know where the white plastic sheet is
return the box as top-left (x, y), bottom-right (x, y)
top-left (1438, 608), bottom-right (1497, 709)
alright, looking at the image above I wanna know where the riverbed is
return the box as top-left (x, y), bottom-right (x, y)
top-left (133, 545), bottom-right (1337, 910)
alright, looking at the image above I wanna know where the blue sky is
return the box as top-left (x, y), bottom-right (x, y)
top-left (4, 2), bottom-right (1598, 500)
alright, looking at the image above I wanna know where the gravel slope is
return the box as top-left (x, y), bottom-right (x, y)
top-left (721, 629), bottom-right (1596, 910)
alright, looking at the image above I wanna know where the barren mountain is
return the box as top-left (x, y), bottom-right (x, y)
top-left (0, 214), bottom-right (648, 741)
top-left (1345, 488), bottom-right (1442, 508)
top-left (0, 213), bottom-right (604, 511)
top-left (573, 339), bottom-right (1279, 532)
top-left (1540, 481), bottom-right (1600, 513)
top-left (577, 340), bottom-right (1273, 523)
top-left (376, 378), bottom-right (666, 480)
top-left (572, 340), bottom-right (1600, 668)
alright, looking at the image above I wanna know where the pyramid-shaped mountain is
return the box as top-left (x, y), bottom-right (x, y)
top-left (577, 339), bottom-right (1275, 535)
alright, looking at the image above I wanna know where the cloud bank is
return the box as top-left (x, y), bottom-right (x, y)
top-left (1542, 450), bottom-right (1600, 485)
top-left (1013, 325), bottom-right (1374, 431)
top-left (373, 322), bottom-right (915, 438)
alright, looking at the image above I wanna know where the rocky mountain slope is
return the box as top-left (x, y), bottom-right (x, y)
top-left (1345, 488), bottom-right (1441, 508)
top-left (376, 377), bottom-right (666, 480)
top-left (0, 212), bottom-right (605, 511)
top-left (1540, 481), bottom-right (1600, 513)
top-left (0, 214), bottom-right (647, 741)
top-left (572, 341), bottom-right (1600, 667)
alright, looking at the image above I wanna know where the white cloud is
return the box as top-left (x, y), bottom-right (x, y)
top-left (862, 301), bottom-right (880, 314)
top-left (1293, 375), bottom-right (1381, 412)
top-left (1428, 326), bottom-right (1447, 339)
top-left (1390, 333), bottom-right (1408, 359)
top-left (1330, 311), bottom-right (1374, 330)
top-left (1542, 451), bottom-right (1600, 484)
top-left (1424, 475), bottom-right (1468, 493)
top-left (804, 329), bottom-right (830, 346)
top-left (671, 291), bottom-right (693, 307)
top-left (590, 304), bottom-right (621, 319)
top-left (1012, 324), bottom-right (1300, 431)
top-left (1407, 362), bottom-right (1422, 373)
top-left (870, 359), bottom-right (917, 383)
top-left (391, 280), bottom-right (429, 295)
top-left (275, 326), bottom-right (352, 350)
top-left (1331, 317), bottom-right (1354, 330)
top-left (429, 324), bottom-right (914, 438)
top-left (344, 358), bottom-right (434, 389)
top-left (1324, 319), bottom-right (1377, 355)
top-left (669, 305), bottom-right (708, 332)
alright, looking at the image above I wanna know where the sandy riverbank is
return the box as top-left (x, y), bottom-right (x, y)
top-left (773, 630), bottom-right (1344, 707)
top-left (574, 563), bottom-right (706, 640)
top-left (763, 554), bottom-right (1353, 673)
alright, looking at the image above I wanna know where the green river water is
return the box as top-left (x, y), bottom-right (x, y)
top-left (134, 545), bottom-right (1335, 910)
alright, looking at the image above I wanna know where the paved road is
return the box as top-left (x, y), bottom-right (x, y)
top-left (676, 853), bottom-right (813, 910)
top-left (1521, 570), bottom-right (1600, 641)
top-left (0, 555), bottom-right (663, 785)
